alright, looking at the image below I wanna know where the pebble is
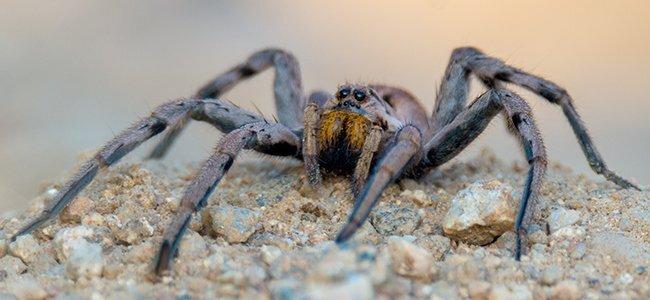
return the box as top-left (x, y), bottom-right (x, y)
top-left (540, 264), bottom-right (563, 285)
top-left (547, 207), bottom-right (580, 233)
top-left (399, 189), bottom-right (431, 206)
top-left (415, 235), bottom-right (451, 261)
top-left (59, 196), bottom-right (94, 223)
top-left (8, 235), bottom-right (41, 264)
top-left (369, 205), bottom-right (419, 236)
top-left (387, 236), bottom-right (433, 279)
top-left (617, 273), bottom-right (633, 285)
top-left (207, 205), bottom-right (261, 243)
top-left (589, 232), bottom-right (650, 265)
top-left (0, 239), bottom-right (7, 258)
top-left (428, 281), bottom-right (460, 300)
top-left (64, 238), bottom-right (103, 280)
top-left (550, 280), bottom-right (580, 300)
top-left (442, 180), bottom-right (516, 245)
top-left (178, 230), bottom-right (208, 260)
top-left (488, 284), bottom-right (532, 300)
top-left (53, 226), bottom-right (95, 261)
top-left (306, 274), bottom-right (374, 300)
top-left (111, 217), bottom-right (154, 245)
top-left (569, 242), bottom-right (586, 259)
top-left (467, 280), bottom-right (491, 300)
top-left (7, 275), bottom-right (48, 300)
top-left (81, 212), bottom-right (105, 227)
top-left (0, 255), bottom-right (27, 275)
top-left (260, 245), bottom-right (282, 265)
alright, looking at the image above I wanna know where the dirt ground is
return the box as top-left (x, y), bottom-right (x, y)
top-left (0, 149), bottom-right (648, 299)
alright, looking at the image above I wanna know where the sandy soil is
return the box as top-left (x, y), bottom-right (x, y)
top-left (0, 149), bottom-right (648, 299)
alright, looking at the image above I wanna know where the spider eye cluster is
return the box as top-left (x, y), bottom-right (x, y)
top-left (337, 88), bottom-right (351, 99)
top-left (337, 87), bottom-right (367, 102)
top-left (353, 90), bottom-right (366, 101)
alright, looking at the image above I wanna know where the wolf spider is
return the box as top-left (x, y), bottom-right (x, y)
top-left (11, 47), bottom-right (639, 275)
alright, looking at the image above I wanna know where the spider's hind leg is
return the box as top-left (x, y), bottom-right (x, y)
top-left (433, 46), bottom-right (638, 190)
top-left (149, 48), bottom-right (307, 159)
top-left (423, 89), bottom-right (547, 259)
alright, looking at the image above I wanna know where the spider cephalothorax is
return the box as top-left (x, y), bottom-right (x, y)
top-left (314, 84), bottom-right (399, 174)
top-left (11, 47), bottom-right (639, 276)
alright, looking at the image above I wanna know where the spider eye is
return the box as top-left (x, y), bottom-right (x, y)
top-left (337, 88), bottom-right (351, 99)
top-left (353, 90), bottom-right (366, 101)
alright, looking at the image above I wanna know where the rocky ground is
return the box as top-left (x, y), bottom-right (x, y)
top-left (0, 149), bottom-right (648, 299)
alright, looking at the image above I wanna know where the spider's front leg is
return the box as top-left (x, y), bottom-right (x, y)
top-left (10, 97), bottom-right (267, 242)
top-left (9, 99), bottom-right (202, 240)
top-left (336, 125), bottom-right (422, 242)
top-left (155, 122), bottom-right (300, 274)
top-left (423, 89), bottom-right (547, 259)
top-left (302, 103), bottom-right (322, 185)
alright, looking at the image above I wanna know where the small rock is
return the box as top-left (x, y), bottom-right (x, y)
top-left (178, 230), bottom-right (208, 260)
top-left (387, 236), bottom-right (433, 279)
top-left (207, 205), bottom-right (261, 243)
top-left (467, 280), bottom-right (491, 300)
top-left (311, 245), bottom-right (357, 281)
top-left (400, 189), bottom-right (431, 206)
top-left (306, 274), bottom-right (374, 300)
top-left (617, 273), bottom-right (633, 285)
top-left (428, 281), bottom-right (460, 300)
top-left (0, 239), bottom-right (7, 258)
top-left (589, 232), bottom-right (650, 266)
top-left (269, 279), bottom-right (305, 300)
top-left (540, 265), bottom-right (563, 285)
top-left (550, 280), bottom-right (580, 300)
top-left (370, 205), bottom-right (420, 236)
top-left (488, 284), bottom-right (532, 300)
top-left (81, 212), bottom-right (105, 227)
top-left (59, 196), bottom-right (94, 223)
top-left (527, 230), bottom-right (548, 245)
top-left (547, 207), bottom-right (580, 233)
top-left (0, 255), bottom-right (27, 275)
top-left (64, 238), bottom-right (104, 280)
top-left (415, 235), bottom-right (450, 261)
top-left (550, 226), bottom-right (585, 240)
top-left (8, 235), bottom-right (41, 264)
top-left (493, 231), bottom-right (516, 250)
top-left (569, 242), bottom-right (586, 259)
top-left (260, 245), bottom-right (282, 265)
top-left (442, 180), bottom-right (516, 245)
top-left (53, 226), bottom-right (95, 261)
top-left (111, 217), bottom-right (154, 245)
top-left (7, 276), bottom-right (48, 300)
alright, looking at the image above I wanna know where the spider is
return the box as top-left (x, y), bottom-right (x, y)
top-left (10, 47), bottom-right (639, 275)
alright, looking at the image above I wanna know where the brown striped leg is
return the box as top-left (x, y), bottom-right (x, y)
top-left (351, 125), bottom-right (383, 195)
top-left (335, 125), bottom-right (422, 243)
top-left (424, 89), bottom-right (547, 259)
top-left (154, 122), bottom-right (300, 274)
top-left (149, 48), bottom-right (307, 159)
top-left (432, 46), bottom-right (638, 190)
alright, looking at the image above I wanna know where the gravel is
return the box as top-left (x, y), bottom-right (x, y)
top-left (0, 149), bottom-right (647, 299)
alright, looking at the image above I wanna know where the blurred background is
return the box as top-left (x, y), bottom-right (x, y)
top-left (1, 0), bottom-right (648, 211)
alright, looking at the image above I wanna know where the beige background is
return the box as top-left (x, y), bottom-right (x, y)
top-left (1, 0), bottom-right (649, 211)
